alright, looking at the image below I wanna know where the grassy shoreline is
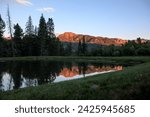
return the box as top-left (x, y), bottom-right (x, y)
top-left (0, 56), bottom-right (150, 61)
top-left (0, 56), bottom-right (149, 65)
top-left (0, 56), bottom-right (150, 99)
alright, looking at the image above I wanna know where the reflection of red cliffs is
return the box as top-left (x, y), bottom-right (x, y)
top-left (86, 66), bottom-right (123, 73)
top-left (58, 32), bottom-right (128, 46)
top-left (114, 66), bottom-right (123, 71)
top-left (59, 67), bottom-right (79, 77)
top-left (59, 66), bottom-right (123, 78)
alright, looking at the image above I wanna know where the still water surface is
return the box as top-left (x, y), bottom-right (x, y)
top-left (0, 61), bottom-right (123, 91)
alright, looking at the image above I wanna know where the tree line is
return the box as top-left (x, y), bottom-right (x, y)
top-left (0, 11), bottom-right (150, 57)
top-left (63, 37), bottom-right (150, 56)
top-left (0, 12), bottom-right (64, 57)
top-left (90, 38), bottom-right (150, 56)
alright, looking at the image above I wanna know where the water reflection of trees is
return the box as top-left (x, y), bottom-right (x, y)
top-left (0, 62), bottom-right (10, 91)
top-left (0, 61), bottom-right (64, 90)
top-left (0, 73), bottom-right (3, 91)
top-left (78, 62), bottom-right (88, 77)
top-left (0, 61), bottom-right (123, 91)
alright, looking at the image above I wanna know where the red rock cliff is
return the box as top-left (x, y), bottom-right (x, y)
top-left (58, 32), bottom-right (128, 46)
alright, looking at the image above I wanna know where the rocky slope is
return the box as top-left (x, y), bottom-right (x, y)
top-left (58, 32), bottom-right (128, 46)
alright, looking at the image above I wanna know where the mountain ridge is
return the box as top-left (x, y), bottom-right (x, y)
top-left (58, 32), bottom-right (128, 46)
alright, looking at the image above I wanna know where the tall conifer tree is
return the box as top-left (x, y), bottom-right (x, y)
top-left (0, 15), bottom-right (5, 38)
top-left (47, 18), bottom-right (55, 38)
top-left (78, 39), bottom-right (82, 56)
top-left (0, 15), bottom-right (6, 57)
top-left (38, 14), bottom-right (48, 56)
top-left (82, 36), bottom-right (87, 55)
top-left (13, 23), bottom-right (23, 56)
top-left (25, 16), bottom-right (34, 36)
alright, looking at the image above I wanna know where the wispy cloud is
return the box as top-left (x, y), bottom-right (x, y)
top-left (37, 7), bottom-right (55, 13)
top-left (15, 0), bottom-right (33, 6)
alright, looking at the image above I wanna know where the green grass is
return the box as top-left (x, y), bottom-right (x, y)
top-left (0, 56), bottom-right (149, 65)
top-left (0, 56), bottom-right (150, 100)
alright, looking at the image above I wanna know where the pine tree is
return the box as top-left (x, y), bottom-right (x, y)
top-left (77, 39), bottom-right (82, 56)
top-left (23, 16), bottom-right (38, 56)
top-left (47, 18), bottom-right (55, 38)
top-left (34, 26), bottom-right (38, 36)
top-left (25, 16), bottom-right (34, 36)
top-left (38, 14), bottom-right (48, 56)
top-left (47, 18), bottom-right (61, 56)
top-left (14, 24), bottom-right (23, 39)
top-left (0, 15), bottom-right (5, 38)
top-left (82, 36), bottom-right (87, 55)
top-left (13, 23), bottom-right (23, 56)
top-left (77, 36), bottom-right (87, 56)
top-left (0, 15), bottom-right (6, 57)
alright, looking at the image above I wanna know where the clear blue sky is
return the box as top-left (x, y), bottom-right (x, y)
top-left (0, 0), bottom-right (150, 39)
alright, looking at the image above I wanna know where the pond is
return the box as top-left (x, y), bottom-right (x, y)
top-left (0, 61), bottom-right (123, 91)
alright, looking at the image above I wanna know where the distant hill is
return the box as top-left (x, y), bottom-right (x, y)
top-left (58, 32), bottom-right (128, 46)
